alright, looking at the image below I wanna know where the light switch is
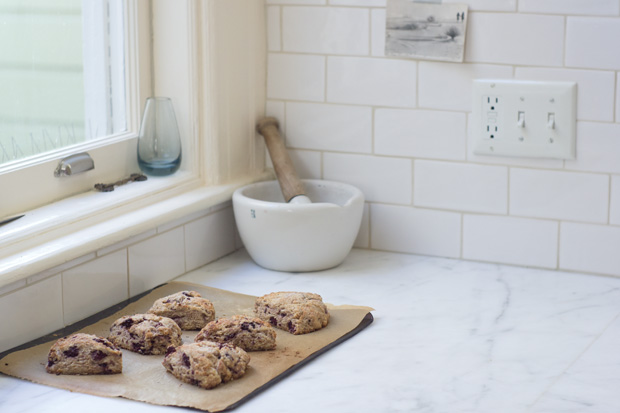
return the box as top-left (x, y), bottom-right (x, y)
top-left (547, 113), bottom-right (555, 129)
top-left (472, 80), bottom-right (577, 159)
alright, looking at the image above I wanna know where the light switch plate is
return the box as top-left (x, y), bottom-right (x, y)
top-left (472, 79), bottom-right (577, 159)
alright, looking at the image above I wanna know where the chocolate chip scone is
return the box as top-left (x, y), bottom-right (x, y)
top-left (108, 313), bottom-right (182, 355)
top-left (195, 315), bottom-right (277, 351)
top-left (254, 291), bottom-right (330, 335)
top-left (162, 341), bottom-right (250, 389)
top-left (46, 333), bottom-right (122, 375)
top-left (148, 290), bottom-right (215, 330)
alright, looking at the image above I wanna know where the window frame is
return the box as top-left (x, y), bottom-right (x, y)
top-left (0, 0), bottom-right (268, 288)
top-left (0, 0), bottom-right (151, 218)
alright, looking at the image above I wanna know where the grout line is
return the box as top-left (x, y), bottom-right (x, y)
top-left (410, 158), bottom-right (415, 206)
top-left (367, 202), bottom-right (373, 249)
top-left (279, 5), bottom-right (284, 52)
top-left (608, 173), bottom-right (613, 225)
top-left (126, 247), bottom-right (131, 299)
top-left (60, 272), bottom-right (66, 326)
top-left (556, 221), bottom-right (562, 270)
top-left (459, 212), bottom-right (464, 259)
top-left (367, 6), bottom-right (372, 57)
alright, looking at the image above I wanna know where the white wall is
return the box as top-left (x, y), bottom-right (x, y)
top-left (265, 0), bottom-right (620, 277)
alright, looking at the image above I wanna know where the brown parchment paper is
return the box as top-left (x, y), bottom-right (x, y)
top-left (0, 282), bottom-right (373, 412)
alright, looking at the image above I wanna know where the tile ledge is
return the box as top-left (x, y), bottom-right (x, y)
top-left (0, 171), bottom-right (273, 289)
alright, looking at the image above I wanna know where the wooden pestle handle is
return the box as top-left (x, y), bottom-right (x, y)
top-left (256, 117), bottom-right (306, 203)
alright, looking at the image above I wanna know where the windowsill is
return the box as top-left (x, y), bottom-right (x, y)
top-left (0, 170), bottom-right (273, 289)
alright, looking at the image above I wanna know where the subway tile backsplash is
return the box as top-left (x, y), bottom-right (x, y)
top-left (266, 1), bottom-right (620, 277)
top-left (2, 1), bottom-right (619, 354)
top-left (0, 203), bottom-right (238, 353)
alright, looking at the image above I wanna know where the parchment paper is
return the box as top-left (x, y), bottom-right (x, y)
top-left (0, 282), bottom-right (373, 412)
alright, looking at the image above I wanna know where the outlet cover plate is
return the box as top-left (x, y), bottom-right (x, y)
top-left (472, 79), bottom-right (577, 159)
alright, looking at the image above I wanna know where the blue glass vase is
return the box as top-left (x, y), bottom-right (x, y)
top-left (137, 97), bottom-right (182, 176)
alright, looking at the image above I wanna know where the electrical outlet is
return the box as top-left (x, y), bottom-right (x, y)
top-left (483, 95), bottom-right (500, 140)
top-left (472, 80), bottom-right (577, 159)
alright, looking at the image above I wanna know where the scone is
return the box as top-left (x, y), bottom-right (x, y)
top-left (46, 333), bottom-right (122, 375)
top-left (162, 341), bottom-right (250, 389)
top-left (108, 313), bottom-right (182, 355)
top-left (195, 315), bottom-right (277, 351)
top-left (254, 291), bottom-right (330, 335)
top-left (148, 290), bottom-right (215, 330)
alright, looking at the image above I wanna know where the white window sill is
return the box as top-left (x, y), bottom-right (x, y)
top-left (0, 170), bottom-right (272, 289)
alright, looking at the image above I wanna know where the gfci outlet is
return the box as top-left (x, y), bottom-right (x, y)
top-left (472, 80), bottom-right (577, 159)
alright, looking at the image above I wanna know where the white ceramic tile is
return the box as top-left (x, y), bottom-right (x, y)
top-left (515, 67), bottom-right (615, 122)
top-left (370, 9), bottom-right (386, 57)
top-left (282, 7), bottom-right (369, 55)
top-left (128, 227), bottom-right (185, 296)
top-left (510, 168), bottom-right (609, 223)
top-left (560, 222), bottom-right (620, 277)
top-left (414, 160), bottom-right (508, 214)
top-left (0, 275), bottom-right (63, 353)
top-left (611, 176), bottom-right (620, 226)
top-left (96, 230), bottom-right (156, 256)
top-left (531, 315), bottom-right (620, 412)
top-left (566, 17), bottom-right (620, 70)
top-left (465, 13), bottom-right (564, 67)
top-left (519, 0), bottom-right (620, 16)
top-left (324, 153), bottom-right (412, 204)
top-left (443, 0), bottom-right (516, 11)
top-left (353, 202), bottom-right (370, 249)
top-left (371, 204), bottom-right (461, 257)
top-left (565, 122), bottom-right (620, 174)
top-left (62, 250), bottom-right (128, 326)
top-left (288, 149), bottom-right (322, 179)
top-left (617, 73), bottom-right (620, 122)
top-left (27, 253), bottom-right (96, 284)
top-left (267, 6), bottom-right (281, 52)
top-left (285, 102), bottom-right (372, 152)
top-left (463, 214), bottom-right (558, 269)
top-left (267, 53), bottom-right (325, 102)
top-left (267, 0), bottom-right (325, 4)
top-left (326, 56), bottom-right (416, 108)
top-left (330, 0), bottom-right (386, 6)
top-left (157, 209), bottom-right (213, 234)
top-left (419, 62), bottom-right (513, 111)
top-left (0, 279), bottom-right (26, 297)
top-left (375, 108), bottom-right (467, 160)
top-left (185, 207), bottom-right (237, 272)
top-left (466, 113), bottom-right (565, 169)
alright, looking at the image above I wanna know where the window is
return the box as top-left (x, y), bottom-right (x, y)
top-left (0, 0), bottom-right (267, 285)
top-left (0, 0), bottom-right (149, 219)
top-left (0, 1), bottom-right (127, 166)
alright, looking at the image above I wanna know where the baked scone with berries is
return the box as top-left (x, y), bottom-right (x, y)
top-left (148, 290), bottom-right (215, 330)
top-left (108, 313), bottom-right (182, 355)
top-left (195, 315), bottom-right (276, 351)
top-left (45, 333), bottom-right (122, 375)
top-left (254, 291), bottom-right (329, 335)
top-left (162, 341), bottom-right (250, 389)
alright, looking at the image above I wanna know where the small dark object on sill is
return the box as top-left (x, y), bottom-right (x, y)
top-left (94, 173), bottom-right (148, 192)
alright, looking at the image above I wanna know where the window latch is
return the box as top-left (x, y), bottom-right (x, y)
top-left (54, 152), bottom-right (95, 177)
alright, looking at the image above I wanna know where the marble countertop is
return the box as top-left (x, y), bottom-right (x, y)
top-left (2, 248), bottom-right (620, 413)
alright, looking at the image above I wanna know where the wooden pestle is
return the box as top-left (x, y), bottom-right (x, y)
top-left (256, 117), bottom-right (311, 203)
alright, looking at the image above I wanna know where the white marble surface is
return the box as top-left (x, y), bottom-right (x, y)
top-left (2, 248), bottom-right (620, 413)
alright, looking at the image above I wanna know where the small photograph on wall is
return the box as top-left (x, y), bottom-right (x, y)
top-left (385, 0), bottom-right (468, 62)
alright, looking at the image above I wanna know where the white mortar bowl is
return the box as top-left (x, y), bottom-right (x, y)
top-left (233, 179), bottom-right (364, 272)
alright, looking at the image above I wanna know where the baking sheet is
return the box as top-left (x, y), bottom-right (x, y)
top-left (0, 282), bottom-right (373, 412)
